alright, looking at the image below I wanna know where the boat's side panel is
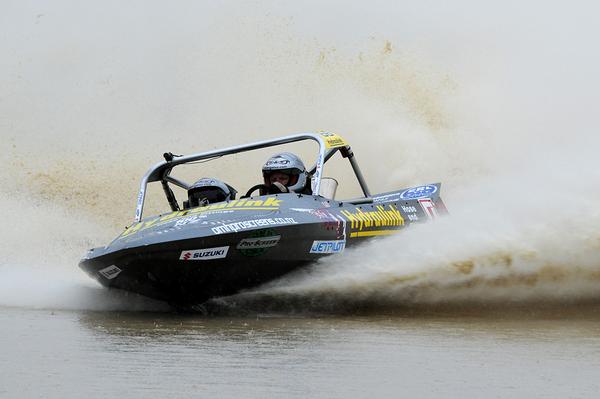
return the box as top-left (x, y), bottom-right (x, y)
top-left (80, 221), bottom-right (338, 304)
top-left (80, 184), bottom-right (446, 306)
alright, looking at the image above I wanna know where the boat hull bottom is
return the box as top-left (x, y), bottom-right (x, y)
top-left (81, 257), bottom-right (314, 308)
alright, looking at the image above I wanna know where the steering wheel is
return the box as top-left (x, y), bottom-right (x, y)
top-left (244, 182), bottom-right (288, 198)
top-left (244, 184), bottom-right (268, 198)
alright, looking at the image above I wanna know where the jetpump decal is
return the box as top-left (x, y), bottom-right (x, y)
top-left (310, 240), bottom-right (345, 254)
top-left (121, 197), bottom-right (283, 238)
top-left (340, 205), bottom-right (404, 238)
top-left (309, 212), bottom-right (347, 253)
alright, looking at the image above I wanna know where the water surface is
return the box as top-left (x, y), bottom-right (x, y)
top-left (3, 306), bottom-right (600, 398)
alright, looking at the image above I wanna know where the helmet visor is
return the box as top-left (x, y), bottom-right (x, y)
top-left (189, 188), bottom-right (227, 207)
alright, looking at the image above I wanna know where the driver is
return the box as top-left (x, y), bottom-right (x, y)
top-left (262, 152), bottom-right (311, 194)
top-left (186, 178), bottom-right (237, 208)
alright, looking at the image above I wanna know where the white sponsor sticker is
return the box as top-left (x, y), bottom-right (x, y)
top-left (174, 214), bottom-right (208, 227)
top-left (237, 235), bottom-right (281, 249)
top-left (180, 246), bottom-right (229, 261)
top-left (373, 193), bottom-right (401, 203)
top-left (290, 208), bottom-right (313, 213)
top-left (211, 218), bottom-right (298, 235)
top-left (98, 265), bottom-right (122, 280)
top-left (310, 240), bottom-right (346, 254)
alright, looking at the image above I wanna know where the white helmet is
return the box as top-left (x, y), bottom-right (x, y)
top-left (187, 178), bottom-right (236, 207)
top-left (262, 152), bottom-right (308, 192)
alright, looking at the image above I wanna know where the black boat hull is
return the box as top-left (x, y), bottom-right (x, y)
top-left (80, 186), bottom-right (446, 306)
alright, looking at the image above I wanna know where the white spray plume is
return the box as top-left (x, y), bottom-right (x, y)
top-left (1, 1), bottom-right (599, 311)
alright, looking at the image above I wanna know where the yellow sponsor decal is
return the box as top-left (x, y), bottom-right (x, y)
top-left (340, 205), bottom-right (404, 234)
top-left (350, 230), bottom-right (400, 238)
top-left (320, 132), bottom-right (347, 148)
top-left (121, 197), bottom-right (282, 238)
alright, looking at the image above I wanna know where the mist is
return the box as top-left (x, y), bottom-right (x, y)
top-left (1, 1), bottom-right (599, 311)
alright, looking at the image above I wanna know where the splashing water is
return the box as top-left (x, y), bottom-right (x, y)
top-left (208, 156), bottom-right (600, 314)
top-left (1, 2), bottom-right (599, 312)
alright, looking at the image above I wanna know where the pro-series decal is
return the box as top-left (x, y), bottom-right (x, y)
top-left (237, 236), bottom-right (280, 250)
top-left (237, 229), bottom-right (281, 257)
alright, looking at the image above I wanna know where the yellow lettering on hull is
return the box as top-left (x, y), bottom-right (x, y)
top-left (340, 205), bottom-right (404, 232)
top-left (349, 230), bottom-right (401, 238)
top-left (119, 197), bottom-right (283, 238)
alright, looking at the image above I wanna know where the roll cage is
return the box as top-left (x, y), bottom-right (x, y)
top-left (134, 132), bottom-right (371, 222)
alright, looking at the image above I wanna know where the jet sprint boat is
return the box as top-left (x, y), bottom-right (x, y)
top-left (79, 132), bottom-right (447, 307)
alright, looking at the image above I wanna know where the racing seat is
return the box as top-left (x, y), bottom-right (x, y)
top-left (319, 177), bottom-right (338, 199)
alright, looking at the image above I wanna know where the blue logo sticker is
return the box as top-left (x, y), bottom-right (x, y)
top-left (399, 185), bottom-right (437, 200)
top-left (310, 240), bottom-right (345, 254)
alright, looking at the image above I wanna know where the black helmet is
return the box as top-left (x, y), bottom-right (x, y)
top-left (187, 178), bottom-right (237, 208)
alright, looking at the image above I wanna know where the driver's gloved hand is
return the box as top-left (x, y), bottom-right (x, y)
top-left (268, 182), bottom-right (289, 194)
